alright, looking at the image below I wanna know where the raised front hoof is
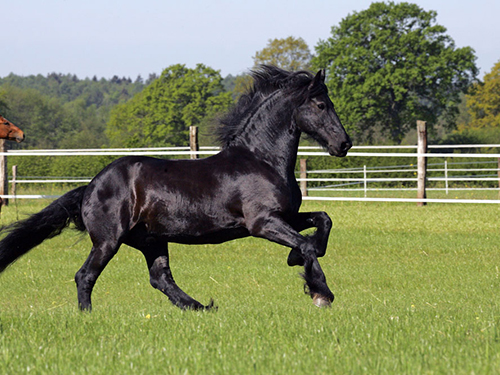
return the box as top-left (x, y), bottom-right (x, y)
top-left (312, 294), bottom-right (333, 308)
top-left (287, 249), bottom-right (305, 267)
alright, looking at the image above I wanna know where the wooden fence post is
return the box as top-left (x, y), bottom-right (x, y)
top-left (498, 157), bottom-right (500, 199)
top-left (0, 140), bottom-right (8, 206)
top-left (189, 126), bottom-right (199, 160)
top-left (11, 165), bottom-right (17, 202)
top-left (300, 158), bottom-right (308, 197)
top-left (363, 165), bottom-right (367, 198)
top-left (416, 120), bottom-right (427, 206)
top-left (444, 160), bottom-right (449, 195)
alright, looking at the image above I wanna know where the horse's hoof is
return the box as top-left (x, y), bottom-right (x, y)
top-left (205, 299), bottom-right (218, 311)
top-left (312, 294), bottom-right (332, 308)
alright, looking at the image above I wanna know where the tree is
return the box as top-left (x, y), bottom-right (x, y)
top-left (466, 60), bottom-right (500, 129)
top-left (313, 2), bottom-right (478, 144)
top-left (0, 71), bottom-right (150, 149)
top-left (253, 37), bottom-right (312, 71)
top-left (106, 64), bottom-right (233, 147)
top-left (0, 85), bottom-right (77, 149)
top-left (0, 90), bottom-right (8, 114)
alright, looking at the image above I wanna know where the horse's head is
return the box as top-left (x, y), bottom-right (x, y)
top-left (0, 115), bottom-right (25, 143)
top-left (294, 70), bottom-right (351, 157)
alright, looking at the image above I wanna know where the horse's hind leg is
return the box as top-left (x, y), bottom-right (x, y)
top-left (138, 241), bottom-right (213, 310)
top-left (75, 241), bottom-right (120, 311)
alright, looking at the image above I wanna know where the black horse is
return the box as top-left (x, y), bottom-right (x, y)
top-left (0, 66), bottom-right (351, 310)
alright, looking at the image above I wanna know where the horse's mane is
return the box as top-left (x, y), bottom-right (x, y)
top-left (217, 65), bottom-right (316, 147)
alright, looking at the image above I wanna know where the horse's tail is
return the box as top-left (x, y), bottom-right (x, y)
top-left (0, 185), bottom-right (88, 273)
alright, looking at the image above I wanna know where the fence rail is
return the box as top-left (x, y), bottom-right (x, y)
top-left (2, 143), bottom-right (500, 204)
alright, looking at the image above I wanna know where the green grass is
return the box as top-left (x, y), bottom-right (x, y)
top-left (0, 198), bottom-right (499, 374)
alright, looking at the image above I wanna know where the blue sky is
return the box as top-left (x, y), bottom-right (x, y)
top-left (2, 0), bottom-right (499, 79)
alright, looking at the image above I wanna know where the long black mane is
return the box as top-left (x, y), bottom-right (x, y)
top-left (217, 65), bottom-right (317, 148)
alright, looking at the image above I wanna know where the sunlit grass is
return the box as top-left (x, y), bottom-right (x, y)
top-left (0, 198), bottom-right (499, 374)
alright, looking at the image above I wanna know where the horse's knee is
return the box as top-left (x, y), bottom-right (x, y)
top-left (316, 211), bottom-right (332, 231)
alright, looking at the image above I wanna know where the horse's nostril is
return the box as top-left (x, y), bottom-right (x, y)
top-left (341, 141), bottom-right (352, 152)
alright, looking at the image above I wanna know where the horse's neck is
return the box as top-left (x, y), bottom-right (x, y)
top-left (235, 95), bottom-right (300, 178)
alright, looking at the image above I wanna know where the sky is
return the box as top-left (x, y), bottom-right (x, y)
top-left (2, 0), bottom-right (499, 80)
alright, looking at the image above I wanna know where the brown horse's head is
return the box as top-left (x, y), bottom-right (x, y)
top-left (0, 115), bottom-right (25, 143)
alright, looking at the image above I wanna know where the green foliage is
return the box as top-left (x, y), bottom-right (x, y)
top-left (442, 61), bottom-right (500, 145)
top-left (106, 64), bottom-right (233, 147)
top-left (0, 73), bottom-right (144, 108)
top-left (313, 1), bottom-right (478, 144)
top-left (441, 126), bottom-right (500, 146)
top-left (253, 36), bottom-right (312, 71)
top-left (0, 200), bottom-right (499, 374)
top-left (9, 155), bottom-right (119, 181)
top-left (221, 73), bottom-right (254, 101)
top-left (0, 90), bottom-right (8, 114)
top-left (0, 73), bottom-right (146, 149)
top-left (230, 75), bottom-right (254, 101)
top-left (0, 86), bottom-right (77, 149)
top-left (466, 59), bottom-right (500, 128)
top-left (226, 35), bottom-right (314, 105)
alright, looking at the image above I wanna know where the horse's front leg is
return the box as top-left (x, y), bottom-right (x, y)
top-left (287, 212), bottom-right (332, 266)
top-left (249, 213), bottom-right (334, 307)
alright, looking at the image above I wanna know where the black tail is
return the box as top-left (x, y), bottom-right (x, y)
top-left (0, 186), bottom-right (87, 273)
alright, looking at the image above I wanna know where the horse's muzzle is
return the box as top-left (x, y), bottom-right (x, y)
top-left (14, 132), bottom-right (25, 143)
top-left (329, 139), bottom-right (352, 157)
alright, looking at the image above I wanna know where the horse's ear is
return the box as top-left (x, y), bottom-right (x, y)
top-left (308, 69), bottom-right (326, 93)
top-left (317, 69), bottom-right (326, 83)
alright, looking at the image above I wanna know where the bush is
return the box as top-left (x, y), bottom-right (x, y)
top-left (9, 155), bottom-right (118, 179)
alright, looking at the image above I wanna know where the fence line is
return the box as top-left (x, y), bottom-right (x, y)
top-left (300, 158), bottom-right (500, 197)
top-left (309, 188), bottom-right (500, 192)
top-left (3, 150), bottom-right (500, 158)
top-left (6, 144), bottom-right (499, 154)
top-left (9, 179), bottom-right (92, 184)
top-left (3, 144), bottom-right (500, 204)
top-left (3, 143), bottom-right (500, 158)
top-left (3, 194), bottom-right (499, 205)
top-left (303, 196), bottom-right (500, 204)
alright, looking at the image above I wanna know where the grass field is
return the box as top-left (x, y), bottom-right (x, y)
top-left (0, 197), bottom-right (499, 374)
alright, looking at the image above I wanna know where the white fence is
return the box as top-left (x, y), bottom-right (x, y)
top-left (302, 160), bottom-right (500, 194)
top-left (2, 144), bottom-right (500, 204)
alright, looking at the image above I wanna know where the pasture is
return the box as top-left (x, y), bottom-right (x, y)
top-left (0, 198), bottom-right (499, 374)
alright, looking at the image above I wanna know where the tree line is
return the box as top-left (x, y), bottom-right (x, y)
top-left (0, 72), bottom-right (149, 149)
top-left (1, 1), bottom-right (499, 153)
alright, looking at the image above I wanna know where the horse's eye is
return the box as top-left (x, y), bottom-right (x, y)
top-left (317, 103), bottom-right (326, 110)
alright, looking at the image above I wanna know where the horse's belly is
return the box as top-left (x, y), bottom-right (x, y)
top-left (143, 204), bottom-right (247, 244)
top-left (166, 227), bottom-right (250, 245)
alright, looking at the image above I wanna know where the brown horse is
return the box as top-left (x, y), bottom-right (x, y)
top-left (0, 115), bottom-right (24, 143)
top-left (0, 115), bottom-right (24, 207)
